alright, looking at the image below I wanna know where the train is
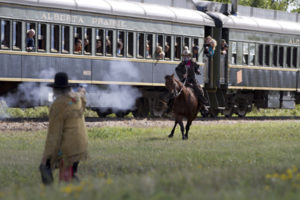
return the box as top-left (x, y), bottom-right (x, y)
top-left (0, 0), bottom-right (300, 118)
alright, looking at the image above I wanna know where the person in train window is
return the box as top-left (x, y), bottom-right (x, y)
top-left (84, 38), bottom-right (90, 53)
top-left (164, 42), bottom-right (170, 59)
top-left (26, 29), bottom-right (35, 51)
top-left (146, 40), bottom-right (151, 58)
top-left (203, 36), bottom-right (212, 56)
top-left (175, 46), bottom-right (208, 107)
top-left (155, 45), bottom-right (165, 60)
top-left (221, 39), bottom-right (228, 55)
top-left (208, 39), bottom-right (217, 57)
top-left (117, 39), bottom-right (123, 56)
top-left (74, 38), bottom-right (82, 53)
top-left (105, 36), bottom-right (112, 54)
top-left (40, 72), bottom-right (88, 185)
top-left (96, 39), bottom-right (102, 54)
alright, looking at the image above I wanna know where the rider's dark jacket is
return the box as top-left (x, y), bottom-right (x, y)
top-left (175, 60), bottom-right (200, 84)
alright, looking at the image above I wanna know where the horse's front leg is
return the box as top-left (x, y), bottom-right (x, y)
top-left (178, 121), bottom-right (186, 140)
top-left (185, 120), bottom-right (192, 139)
top-left (168, 121), bottom-right (178, 138)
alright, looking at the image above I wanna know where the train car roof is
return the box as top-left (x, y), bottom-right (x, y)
top-left (209, 12), bottom-right (300, 35)
top-left (0, 0), bottom-right (214, 26)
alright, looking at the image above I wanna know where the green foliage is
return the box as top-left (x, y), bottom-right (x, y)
top-left (1, 122), bottom-right (300, 199)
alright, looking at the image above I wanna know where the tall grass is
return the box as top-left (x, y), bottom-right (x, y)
top-left (0, 122), bottom-right (300, 199)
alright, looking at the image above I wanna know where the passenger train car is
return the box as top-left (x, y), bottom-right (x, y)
top-left (0, 0), bottom-right (300, 117)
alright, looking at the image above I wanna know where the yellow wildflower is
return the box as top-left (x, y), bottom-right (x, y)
top-left (264, 185), bottom-right (270, 191)
top-left (280, 174), bottom-right (288, 181)
top-left (106, 178), bottom-right (113, 185)
top-left (272, 173), bottom-right (279, 178)
top-left (286, 169), bottom-right (293, 179)
top-left (292, 166), bottom-right (298, 173)
top-left (61, 185), bottom-right (73, 194)
top-left (296, 173), bottom-right (300, 180)
top-left (265, 174), bottom-right (272, 179)
top-left (98, 172), bottom-right (105, 178)
top-left (197, 164), bottom-right (202, 169)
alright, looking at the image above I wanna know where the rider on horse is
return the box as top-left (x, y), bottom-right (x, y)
top-left (175, 46), bottom-right (208, 107)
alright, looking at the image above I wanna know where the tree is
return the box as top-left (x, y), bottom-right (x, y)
top-left (209, 0), bottom-right (300, 12)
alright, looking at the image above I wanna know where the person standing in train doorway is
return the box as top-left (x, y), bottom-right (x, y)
top-left (39, 72), bottom-right (88, 185)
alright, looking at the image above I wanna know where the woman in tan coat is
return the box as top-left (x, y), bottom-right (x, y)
top-left (40, 72), bottom-right (88, 184)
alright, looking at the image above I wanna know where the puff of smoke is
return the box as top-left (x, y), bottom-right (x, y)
top-left (0, 99), bottom-right (9, 119)
top-left (87, 61), bottom-right (142, 112)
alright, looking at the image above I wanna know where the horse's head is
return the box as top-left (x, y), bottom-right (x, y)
top-left (165, 74), bottom-right (177, 94)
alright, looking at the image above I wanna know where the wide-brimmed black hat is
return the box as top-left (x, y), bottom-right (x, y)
top-left (47, 72), bottom-right (71, 88)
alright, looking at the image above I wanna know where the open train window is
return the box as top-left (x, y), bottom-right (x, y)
top-left (279, 46), bottom-right (284, 67)
top-left (117, 31), bottom-right (124, 57)
top-left (13, 21), bottom-right (21, 50)
top-left (192, 38), bottom-right (199, 61)
top-left (38, 24), bottom-right (46, 52)
top-left (286, 47), bottom-right (291, 67)
top-left (184, 37), bottom-right (190, 50)
top-left (127, 32), bottom-right (133, 57)
top-left (258, 44), bottom-right (263, 66)
top-left (26, 22), bottom-right (36, 52)
top-left (273, 46), bottom-right (278, 67)
top-left (174, 36), bottom-right (181, 60)
top-left (95, 29), bottom-right (103, 56)
top-left (74, 27), bottom-right (82, 54)
top-left (62, 26), bottom-right (70, 53)
top-left (137, 33), bottom-right (144, 58)
top-left (84, 28), bottom-right (91, 55)
top-left (231, 42), bottom-right (237, 64)
top-left (249, 43), bottom-right (255, 66)
top-left (242, 43), bottom-right (249, 65)
top-left (165, 35), bottom-right (171, 60)
top-left (1, 20), bottom-right (11, 49)
top-left (105, 30), bottom-right (113, 56)
top-left (51, 24), bottom-right (60, 53)
top-left (157, 35), bottom-right (163, 48)
top-left (292, 47), bottom-right (297, 68)
top-left (265, 45), bottom-right (270, 66)
top-left (146, 34), bottom-right (153, 59)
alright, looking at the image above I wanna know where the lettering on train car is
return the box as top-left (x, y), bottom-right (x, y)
top-left (289, 39), bottom-right (300, 45)
top-left (41, 13), bottom-right (84, 24)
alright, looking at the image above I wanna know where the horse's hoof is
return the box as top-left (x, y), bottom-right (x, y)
top-left (168, 134), bottom-right (173, 138)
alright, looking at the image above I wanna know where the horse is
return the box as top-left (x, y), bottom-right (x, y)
top-left (164, 74), bottom-right (201, 140)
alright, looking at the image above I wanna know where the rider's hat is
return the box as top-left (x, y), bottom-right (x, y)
top-left (47, 72), bottom-right (71, 89)
top-left (181, 46), bottom-right (192, 56)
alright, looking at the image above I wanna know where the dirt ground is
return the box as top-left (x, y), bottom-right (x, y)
top-left (1, 118), bottom-right (297, 132)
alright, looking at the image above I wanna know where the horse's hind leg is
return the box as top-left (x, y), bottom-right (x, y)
top-left (185, 120), bottom-right (192, 139)
top-left (178, 121), bottom-right (186, 140)
top-left (168, 121), bottom-right (178, 138)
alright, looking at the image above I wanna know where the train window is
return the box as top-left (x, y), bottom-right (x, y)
top-left (95, 29), bottom-right (103, 56)
top-left (105, 30), bottom-right (113, 56)
top-left (127, 32), bottom-right (133, 57)
top-left (137, 33), bottom-right (144, 58)
top-left (174, 36), bottom-right (181, 60)
top-left (84, 28), bottom-right (91, 54)
top-left (192, 38), bottom-right (199, 61)
top-left (1, 20), bottom-right (11, 49)
top-left (38, 24), bottom-right (46, 51)
top-left (26, 23), bottom-right (36, 51)
top-left (146, 34), bottom-right (153, 58)
top-left (74, 27), bottom-right (82, 54)
top-left (12, 21), bottom-right (21, 50)
top-left (265, 45), bottom-right (270, 66)
top-left (117, 31), bottom-right (124, 57)
top-left (292, 47), bottom-right (297, 68)
top-left (242, 43), bottom-right (249, 65)
top-left (157, 35), bottom-right (163, 48)
top-left (184, 37), bottom-right (190, 50)
top-left (165, 35), bottom-right (171, 60)
top-left (258, 44), bottom-right (263, 66)
top-left (51, 24), bottom-right (60, 53)
top-left (273, 46), bottom-right (278, 67)
top-left (231, 42), bottom-right (237, 64)
top-left (62, 26), bottom-right (70, 53)
top-left (286, 47), bottom-right (291, 67)
top-left (279, 46), bottom-right (284, 67)
top-left (249, 43), bottom-right (255, 66)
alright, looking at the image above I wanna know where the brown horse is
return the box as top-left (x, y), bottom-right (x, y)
top-left (165, 74), bottom-right (201, 140)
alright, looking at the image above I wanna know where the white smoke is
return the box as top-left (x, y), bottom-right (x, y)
top-left (86, 61), bottom-right (142, 112)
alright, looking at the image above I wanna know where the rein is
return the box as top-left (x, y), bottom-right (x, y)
top-left (174, 78), bottom-right (186, 98)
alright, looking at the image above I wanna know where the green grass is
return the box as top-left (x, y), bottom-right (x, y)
top-left (1, 122), bottom-right (300, 199)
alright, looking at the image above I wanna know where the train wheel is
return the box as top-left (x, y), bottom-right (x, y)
top-left (96, 109), bottom-right (110, 118)
top-left (223, 107), bottom-right (233, 118)
top-left (132, 98), bottom-right (149, 118)
top-left (236, 105), bottom-right (247, 117)
top-left (116, 111), bottom-right (130, 118)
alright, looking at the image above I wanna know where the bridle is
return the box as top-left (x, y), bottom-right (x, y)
top-left (173, 78), bottom-right (186, 98)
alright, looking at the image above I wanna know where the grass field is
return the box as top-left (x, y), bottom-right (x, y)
top-left (1, 121), bottom-right (300, 200)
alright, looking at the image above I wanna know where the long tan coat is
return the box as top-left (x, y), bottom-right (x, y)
top-left (43, 91), bottom-right (88, 168)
